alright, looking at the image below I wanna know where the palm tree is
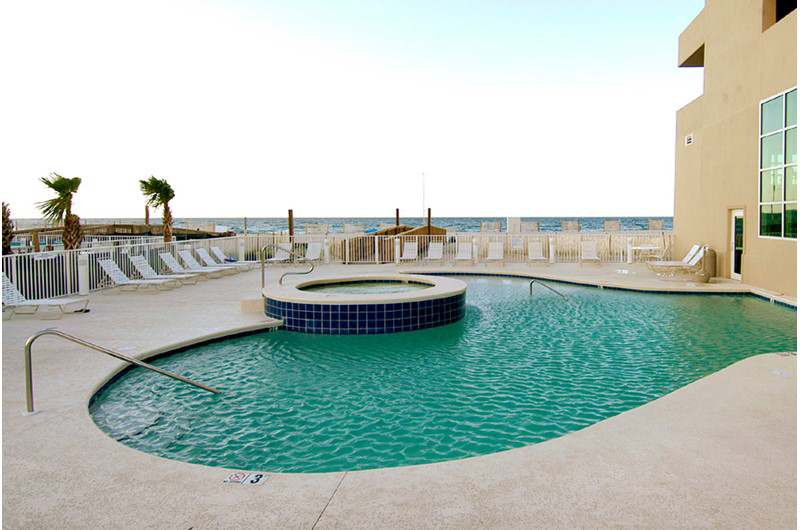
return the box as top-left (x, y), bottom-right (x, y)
top-left (139, 176), bottom-right (175, 242)
top-left (2, 202), bottom-right (14, 255)
top-left (36, 173), bottom-right (83, 250)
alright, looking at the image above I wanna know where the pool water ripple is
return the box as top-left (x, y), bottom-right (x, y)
top-left (90, 277), bottom-right (797, 473)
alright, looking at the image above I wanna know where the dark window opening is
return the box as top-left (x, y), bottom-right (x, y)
top-left (765, 0), bottom-right (797, 30)
top-left (777, 0), bottom-right (797, 22)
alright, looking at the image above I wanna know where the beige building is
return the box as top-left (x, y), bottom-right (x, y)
top-left (674, 0), bottom-right (797, 296)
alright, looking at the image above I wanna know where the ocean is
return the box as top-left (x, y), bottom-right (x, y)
top-left (14, 216), bottom-right (673, 234)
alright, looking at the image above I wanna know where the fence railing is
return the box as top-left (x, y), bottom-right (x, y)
top-left (1, 232), bottom-right (672, 300)
top-left (11, 234), bottom-right (165, 253)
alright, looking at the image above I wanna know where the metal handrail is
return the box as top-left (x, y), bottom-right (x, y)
top-left (23, 329), bottom-right (221, 415)
top-left (260, 244), bottom-right (314, 287)
top-left (529, 279), bottom-right (568, 300)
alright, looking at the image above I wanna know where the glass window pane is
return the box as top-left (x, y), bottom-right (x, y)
top-left (786, 127), bottom-right (797, 165)
top-left (785, 203), bottom-right (797, 239)
top-left (787, 89), bottom-right (797, 127)
top-left (760, 204), bottom-right (782, 236)
top-left (761, 169), bottom-right (783, 202)
top-left (762, 95), bottom-right (784, 134)
top-left (786, 166), bottom-right (797, 201)
top-left (761, 132), bottom-right (784, 168)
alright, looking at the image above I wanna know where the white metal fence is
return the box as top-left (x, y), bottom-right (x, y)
top-left (2, 232), bottom-right (672, 299)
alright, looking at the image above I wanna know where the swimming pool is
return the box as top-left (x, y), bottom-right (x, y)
top-left (90, 276), bottom-right (797, 473)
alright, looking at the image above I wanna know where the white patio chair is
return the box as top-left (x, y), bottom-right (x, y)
top-left (98, 259), bottom-right (177, 292)
top-left (423, 241), bottom-right (444, 263)
top-left (195, 248), bottom-right (245, 274)
top-left (647, 244), bottom-right (702, 271)
top-left (528, 241), bottom-right (548, 266)
top-left (649, 246), bottom-right (707, 276)
top-left (2, 272), bottom-right (89, 320)
top-left (399, 241), bottom-right (418, 263)
top-left (129, 255), bottom-right (198, 285)
top-left (159, 252), bottom-right (222, 279)
top-left (179, 250), bottom-right (236, 276)
top-left (579, 240), bottom-right (602, 266)
top-left (267, 245), bottom-right (292, 264)
top-left (454, 242), bottom-right (473, 264)
top-left (211, 246), bottom-right (258, 270)
top-left (303, 242), bottom-right (322, 262)
top-left (485, 241), bottom-right (505, 265)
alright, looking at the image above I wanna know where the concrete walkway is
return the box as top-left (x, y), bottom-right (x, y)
top-left (2, 263), bottom-right (796, 528)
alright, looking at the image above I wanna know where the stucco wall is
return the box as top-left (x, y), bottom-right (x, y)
top-left (674, 0), bottom-right (796, 296)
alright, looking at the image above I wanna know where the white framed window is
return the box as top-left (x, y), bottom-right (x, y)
top-left (759, 87), bottom-right (797, 239)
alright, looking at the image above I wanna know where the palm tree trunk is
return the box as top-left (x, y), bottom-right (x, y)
top-left (63, 213), bottom-right (83, 250)
top-left (163, 204), bottom-right (173, 243)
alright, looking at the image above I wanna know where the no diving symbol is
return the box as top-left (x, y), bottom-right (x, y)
top-left (223, 472), bottom-right (267, 485)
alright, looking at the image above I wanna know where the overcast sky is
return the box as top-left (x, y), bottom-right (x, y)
top-left (1, 0), bottom-right (704, 219)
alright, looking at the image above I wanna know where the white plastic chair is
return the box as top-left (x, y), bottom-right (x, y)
top-left (98, 259), bottom-right (177, 292)
top-left (159, 252), bottom-right (222, 279)
top-left (424, 241), bottom-right (444, 263)
top-left (579, 240), bottom-right (602, 266)
top-left (195, 248), bottom-right (243, 274)
top-left (179, 250), bottom-right (235, 276)
top-left (528, 241), bottom-right (548, 266)
top-left (454, 242), bottom-right (473, 264)
top-left (304, 242), bottom-right (322, 261)
top-left (129, 255), bottom-right (198, 285)
top-left (485, 241), bottom-right (504, 265)
top-left (267, 245), bottom-right (292, 264)
top-left (211, 246), bottom-right (257, 270)
top-left (399, 241), bottom-right (418, 262)
top-left (2, 272), bottom-right (88, 319)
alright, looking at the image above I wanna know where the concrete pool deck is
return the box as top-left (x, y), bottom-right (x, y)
top-left (2, 263), bottom-right (796, 528)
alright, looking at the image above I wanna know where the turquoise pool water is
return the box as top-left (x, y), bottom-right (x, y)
top-left (299, 280), bottom-right (431, 294)
top-left (90, 277), bottom-right (797, 473)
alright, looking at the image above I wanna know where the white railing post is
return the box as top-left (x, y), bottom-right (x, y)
top-left (324, 238), bottom-right (331, 264)
top-left (394, 238), bottom-right (400, 265)
top-left (345, 238), bottom-right (350, 264)
top-left (78, 252), bottom-right (90, 295)
top-left (627, 237), bottom-right (633, 264)
top-left (238, 236), bottom-right (246, 262)
top-left (472, 237), bottom-right (478, 265)
top-left (375, 236), bottom-right (380, 264)
top-left (549, 237), bottom-right (556, 264)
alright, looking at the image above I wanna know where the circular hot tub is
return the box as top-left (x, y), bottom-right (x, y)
top-left (263, 274), bottom-right (467, 334)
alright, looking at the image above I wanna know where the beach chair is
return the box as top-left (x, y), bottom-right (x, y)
top-left (179, 250), bottom-right (236, 276)
top-left (399, 241), bottom-right (418, 263)
top-left (579, 240), bottom-right (602, 266)
top-left (648, 245), bottom-right (706, 275)
top-left (266, 245), bottom-right (292, 264)
top-left (98, 259), bottom-right (177, 292)
top-left (527, 241), bottom-right (548, 266)
top-left (159, 252), bottom-right (222, 279)
top-left (211, 246), bottom-right (258, 271)
top-left (604, 220), bottom-right (622, 232)
top-left (196, 248), bottom-right (246, 273)
top-left (129, 255), bottom-right (198, 285)
top-left (423, 241), bottom-right (444, 263)
top-left (520, 221), bottom-right (540, 233)
top-left (2, 272), bottom-right (89, 319)
top-left (303, 242), bottom-right (322, 262)
top-left (454, 242), bottom-right (473, 264)
top-left (562, 220), bottom-right (581, 232)
top-left (485, 241), bottom-right (504, 265)
top-left (480, 221), bottom-right (502, 233)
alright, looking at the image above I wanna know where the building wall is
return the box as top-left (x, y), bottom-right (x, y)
top-left (674, 0), bottom-right (797, 296)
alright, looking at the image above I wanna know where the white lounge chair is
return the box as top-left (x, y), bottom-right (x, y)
top-left (528, 241), bottom-right (548, 265)
top-left (178, 250), bottom-right (236, 276)
top-left (485, 241), bottom-right (504, 265)
top-left (159, 252), bottom-right (222, 279)
top-left (267, 245), bottom-right (292, 264)
top-left (454, 242), bottom-right (473, 264)
top-left (2, 272), bottom-right (89, 319)
top-left (579, 240), bottom-right (601, 266)
top-left (129, 255), bottom-right (198, 285)
top-left (647, 244), bottom-right (702, 271)
top-left (98, 259), bottom-right (177, 292)
top-left (423, 241), bottom-right (444, 263)
top-left (303, 242), bottom-right (322, 262)
top-left (399, 241), bottom-right (418, 263)
top-left (195, 248), bottom-right (246, 273)
top-left (211, 246), bottom-right (258, 270)
top-left (649, 246), bottom-right (707, 276)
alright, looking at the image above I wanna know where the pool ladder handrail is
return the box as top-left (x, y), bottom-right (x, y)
top-left (23, 329), bottom-right (222, 416)
top-left (259, 244), bottom-right (314, 287)
top-left (529, 279), bottom-right (568, 300)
